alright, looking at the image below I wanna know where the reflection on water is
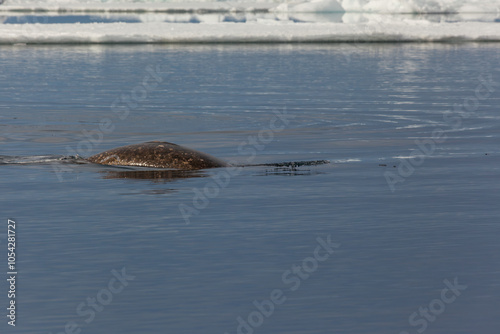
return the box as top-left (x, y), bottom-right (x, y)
top-left (100, 168), bottom-right (207, 181)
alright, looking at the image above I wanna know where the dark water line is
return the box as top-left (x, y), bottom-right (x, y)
top-left (0, 155), bottom-right (330, 169)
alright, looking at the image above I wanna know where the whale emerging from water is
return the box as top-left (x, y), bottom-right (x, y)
top-left (87, 141), bottom-right (229, 170)
top-left (0, 141), bottom-right (330, 180)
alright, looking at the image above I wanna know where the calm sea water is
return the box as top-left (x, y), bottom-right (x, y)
top-left (1, 43), bottom-right (499, 334)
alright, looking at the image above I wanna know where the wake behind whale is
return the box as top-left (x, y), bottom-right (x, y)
top-left (0, 154), bottom-right (84, 165)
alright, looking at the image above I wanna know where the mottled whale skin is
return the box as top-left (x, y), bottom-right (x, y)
top-left (87, 141), bottom-right (229, 170)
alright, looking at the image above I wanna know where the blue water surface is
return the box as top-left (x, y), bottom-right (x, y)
top-left (0, 43), bottom-right (499, 334)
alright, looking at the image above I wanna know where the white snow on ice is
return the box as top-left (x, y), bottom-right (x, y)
top-left (3, 0), bottom-right (499, 13)
top-left (0, 0), bottom-right (499, 44)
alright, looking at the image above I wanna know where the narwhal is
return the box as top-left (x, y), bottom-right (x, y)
top-left (0, 141), bottom-right (329, 180)
top-left (86, 141), bottom-right (329, 171)
top-left (86, 141), bottom-right (229, 170)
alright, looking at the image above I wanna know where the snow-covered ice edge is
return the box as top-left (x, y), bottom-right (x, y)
top-left (1, 21), bottom-right (499, 44)
top-left (0, 2), bottom-right (276, 13)
top-left (1, 0), bottom-right (499, 14)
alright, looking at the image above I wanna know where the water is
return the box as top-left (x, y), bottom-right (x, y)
top-left (1, 43), bottom-right (500, 334)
